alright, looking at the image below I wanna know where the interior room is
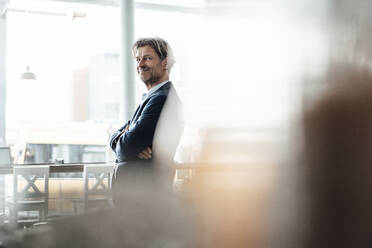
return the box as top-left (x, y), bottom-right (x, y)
top-left (0, 0), bottom-right (371, 247)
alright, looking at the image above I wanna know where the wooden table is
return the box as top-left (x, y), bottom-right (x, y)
top-left (0, 163), bottom-right (114, 175)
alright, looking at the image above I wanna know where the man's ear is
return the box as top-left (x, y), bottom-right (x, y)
top-left (163, 60), bottom-right (168, 70)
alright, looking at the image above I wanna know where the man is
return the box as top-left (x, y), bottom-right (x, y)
top-left (109, 37), bottom-right (182, 207)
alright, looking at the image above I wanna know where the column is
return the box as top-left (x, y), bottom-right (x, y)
top-left (0, 0), bottom-right (7, 145)
top-left (119, 0), bottom-right (135, 122)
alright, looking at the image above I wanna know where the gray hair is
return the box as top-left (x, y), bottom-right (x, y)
top-left (132, 37), bottom-right (175, 72)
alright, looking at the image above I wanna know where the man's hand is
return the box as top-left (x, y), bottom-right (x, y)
top-left (137, 147), bottom-right (152, 160)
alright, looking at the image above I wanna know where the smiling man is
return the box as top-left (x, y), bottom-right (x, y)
top-left (109, 37), bottom-right (181, 207)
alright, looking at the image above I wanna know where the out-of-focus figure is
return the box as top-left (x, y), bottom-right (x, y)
top-left (303, 64), bottom-right (372, 248)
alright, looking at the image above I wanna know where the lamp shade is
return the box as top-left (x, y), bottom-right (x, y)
top-left (20, 66), bottom-right (36, 80)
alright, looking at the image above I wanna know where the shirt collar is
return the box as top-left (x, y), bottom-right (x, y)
top-left (142, 80), bottom-right (169, 101)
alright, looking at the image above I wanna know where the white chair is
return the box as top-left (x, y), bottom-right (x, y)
top-left (73, 164), bottom-right (114, 214)
top-left (7, 166), bottom-right (49, 228)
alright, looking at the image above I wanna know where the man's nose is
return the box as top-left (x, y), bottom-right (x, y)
top-left (138, 58), bottom-right (145, 67)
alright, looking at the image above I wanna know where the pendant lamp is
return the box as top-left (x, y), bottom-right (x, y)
top-left (20, 65), bottom-right (36, 80)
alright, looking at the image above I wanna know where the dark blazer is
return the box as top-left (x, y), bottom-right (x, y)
top-left (109, 81), bottom-right (172, 163)
top-left (110, 81), bottom-right (183, 207)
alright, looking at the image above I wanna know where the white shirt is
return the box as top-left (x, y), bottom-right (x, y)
top-left (141, 80), bottom-right (169, 102)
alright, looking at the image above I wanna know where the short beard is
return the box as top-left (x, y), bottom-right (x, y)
top-left (143, 74), bottom-right (161, 88)
top-left (140, 61), bottom-right (163, 88)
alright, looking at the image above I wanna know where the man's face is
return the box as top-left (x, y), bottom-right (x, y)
top-left (135, 45), bottom-right (167, 88)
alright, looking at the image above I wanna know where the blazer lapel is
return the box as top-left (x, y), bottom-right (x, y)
top-left (130, 104), bottom-right (142, 124)
top-left (130, 81), bottom-right (172, 124)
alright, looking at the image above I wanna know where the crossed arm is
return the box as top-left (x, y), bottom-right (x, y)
top-left (111, 125), bottom-right (152, 159)
top-left (109, 95), bottom-right (167, 161)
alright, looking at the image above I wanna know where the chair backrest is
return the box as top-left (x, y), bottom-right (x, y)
top-left (0, 147), bottom-right (11, 165)
top-left (13, 166), bottom-right (49, 202)
top-left (83, 164), bottom-right (114, 203)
